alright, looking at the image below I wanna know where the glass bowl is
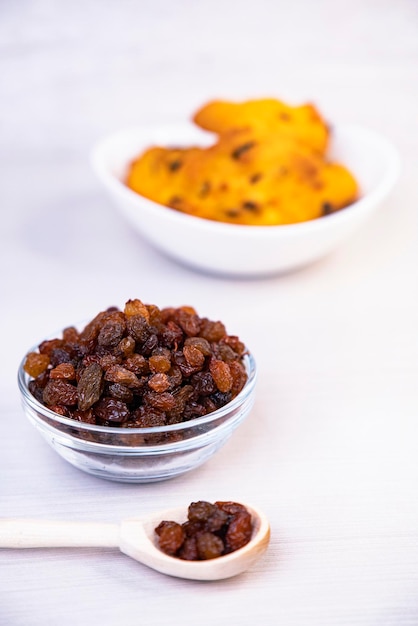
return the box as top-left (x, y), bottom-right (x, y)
top-left (17, 352), bottom-right (257, 483)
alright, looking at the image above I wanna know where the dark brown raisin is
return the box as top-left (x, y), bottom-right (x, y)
top-left (144, 391), bottom-right (176, 411)
top-left (126, 315), bottom-right (150, 344)
top-left (50, 348), bottom-right (73, 367)
top-left (189, 371), bottom-right (216, 397)
top-left (107, 383), bottom-right (134, 403)
top-left (94, 397), bottom-right (130, 423)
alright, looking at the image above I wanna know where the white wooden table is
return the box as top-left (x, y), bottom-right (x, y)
top-left (1, 1), bottom-right (417, 624)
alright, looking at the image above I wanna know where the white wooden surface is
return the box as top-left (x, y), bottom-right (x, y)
top-left (1, 1), bottom-right (418, 624)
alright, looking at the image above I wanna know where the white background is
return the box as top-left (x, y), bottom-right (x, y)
top-left (1, 1), bottom-right (418, 624)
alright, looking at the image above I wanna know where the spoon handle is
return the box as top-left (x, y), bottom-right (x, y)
top-left (0, 519), bottom-right (120, 549)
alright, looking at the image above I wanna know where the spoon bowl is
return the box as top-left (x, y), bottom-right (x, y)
top-left (0, 504), bottom-right (270, 581)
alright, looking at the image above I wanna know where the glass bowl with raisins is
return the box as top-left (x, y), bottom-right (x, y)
top-left (17, 299), bottom-right (257, 483)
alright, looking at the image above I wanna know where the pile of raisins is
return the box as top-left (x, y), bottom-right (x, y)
top-left (24, 299), bottom-right (248, 429)
top-left (155, 501), bottom-right (252, 560)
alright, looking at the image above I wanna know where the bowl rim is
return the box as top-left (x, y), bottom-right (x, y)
top-left (17, 350), bottom-right (257, 437)
top-left (91, 122), bottom-right (402, 236)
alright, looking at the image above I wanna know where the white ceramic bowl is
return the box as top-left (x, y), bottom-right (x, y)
top-left (91, 123), bottom-right (401, 277)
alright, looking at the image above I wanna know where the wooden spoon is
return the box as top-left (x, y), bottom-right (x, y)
top-left (0, 504), bottom-right (270, 581)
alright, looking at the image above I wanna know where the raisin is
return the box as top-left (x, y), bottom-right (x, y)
top-left (50, 348), bottom-right (73, 367)
top-left (117, 336), bottom-right (136, 357)
top-left (213, 343), bottom-right (237, 363)
top-left (199, 319), bottom-right (226, 342)
top-left (166, 385), bottom-right (194, 421)
top-left (43, 380), bottom-right (78, 406)
top-left (38, 338), bottom-right (63, 356)
top-left (183, 345), bottom-right (205, 369)
top-left (94, 397), bottom-right (130, 423)
top-left (144, 391), bottom-right (176, 411)
top-left (190, 371), bottom-right (216, 396)
top-left (62, 326), bottom-right (79, 343)
top-left (209, 358), bottom-right (233, 393)
top-left (124, 299), bottom-right (150, 321)
top-left (48, 405), bottom-right (69, 416)
top-left (126, 315), bottom-right (150, 344)
top-left (215, 501), bottom-right (248, 515)
top-left (77, 362), bottom-right (104, 410)
top-left (178, 537), bottom-right (198, 560)
top-left (23, 352), bottom-right (50, 377)
top-left (161, 321), bottom-right (184, 348)
top-left (224, 511), bottom-right (252, 553)
top-left (72, 408), bottom-right (96, 424)
top-left (148, 373), bottom-right (170, 393)
top-left (129, 406), bottom-right (166, 428)
top-left (107, 383), bottom-right (134, 403)
top-left (155, 521), bottom-right (185, 556)
top-left (188, 501), bottom-right (218, 522)
top-left (147, 304), bottom-right (162, 325)
top-left (28, 380), bottom-right (44, 403)
top-left (97, 318), bottom-right (126, 349)
top-left (175, 309), bottom-right (201, 337)
top-left (183, 401), bottom-right (207, 420)
top-left (124, 354), bottom-right (149, 375)
top-left (221, 335), bottom-right (246, 356)
top-left (229, 360), bottom-right (247, 396)
top-left (149, 354), bottom-right (171, 373)
top-left (209, 390), bottom-right (232, 408)
top-left (182, 519), bottom-right (205, 537)
top-left (49, 363), bottom-right (76, 380)
top-left (167, 365), bottom-right (183, 389)
top-left (104, 365), bottom-right (141, 388)
top-left (141, 334), bottom-right (158, 355)
top-left (196, 533), bottom-right (224, 559)
top-left (184, 336), bottom-right (212, 356)
top-left (206, 509), bottom-right (229, 532)
top-left (99, 354), bottom-right (122, 371)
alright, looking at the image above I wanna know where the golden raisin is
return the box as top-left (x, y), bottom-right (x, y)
top-left (124, 299), bottom-right (150, 321)
top-left (209, 358), bottom-right (233, 393)
top-left (24, 352), bottom-right (50, 377)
